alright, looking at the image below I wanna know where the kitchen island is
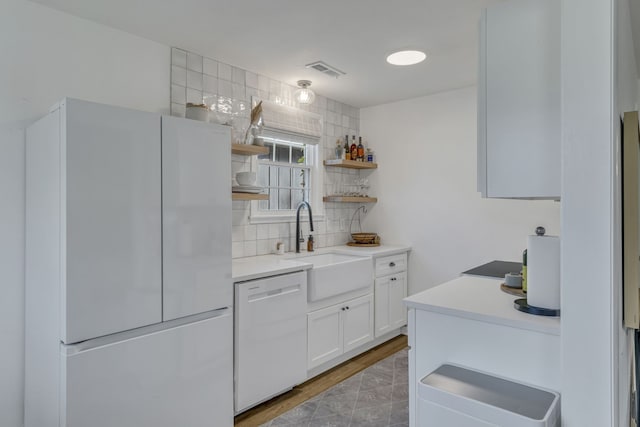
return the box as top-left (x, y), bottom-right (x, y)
top-left (404, 276), bottom-right (561, 426)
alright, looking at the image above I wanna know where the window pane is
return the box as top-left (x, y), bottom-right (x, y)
top-left (292, 188), bottom-right (303, 207)
top-left (269, 166), bottom-right (278, 189)
top-left (257, 165), bottom-right (269, 187)
top-left (291, 146), bottom-right (305, 164)
top-left (258, 142), bottom-right (274, 161)
top-left (275, 144), bottom-right (290, 163)
top-left (278, 167), bottom-right (291, 188)
top-left (292, 168), bottom-right (309, 189)
top-left (278, 189), bottom-right (291, 210)
top-left (268, 187), bottom-right (277, 210)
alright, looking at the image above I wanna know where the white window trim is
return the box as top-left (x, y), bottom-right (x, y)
top-left (249, 143), bottom-right (325, 224)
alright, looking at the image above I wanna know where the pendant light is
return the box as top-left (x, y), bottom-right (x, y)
top-left (294, 80), bottom-right (315, 105)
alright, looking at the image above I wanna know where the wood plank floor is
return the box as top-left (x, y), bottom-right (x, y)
top-left (234, 335), bottom-right (408, 427)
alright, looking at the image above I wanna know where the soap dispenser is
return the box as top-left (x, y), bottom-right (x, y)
top-left (307, 234), bottom-right (314, 252)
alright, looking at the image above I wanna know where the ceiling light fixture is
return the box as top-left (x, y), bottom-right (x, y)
top-left (294, 80), bottom-right (315, 105)
top-left (386, 50), bottom-right (427, 66)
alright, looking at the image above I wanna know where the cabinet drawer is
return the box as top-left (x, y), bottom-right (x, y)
top-left (375, 253), bottom-right (407, 277)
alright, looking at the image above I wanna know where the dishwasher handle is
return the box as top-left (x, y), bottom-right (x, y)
top-left (247, 284), bottom-right (301, 303)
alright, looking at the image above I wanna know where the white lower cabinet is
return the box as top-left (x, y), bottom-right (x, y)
top-left (375, 272), bottom-right (407, 338)
top-left (308, 294), bottom-right (373, 369)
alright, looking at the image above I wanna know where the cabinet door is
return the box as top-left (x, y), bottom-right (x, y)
top-left (389, 272), bottom-right (408, 330)
top-left (63, 99), bottom-right (162, 344)
top-left (308, 305), bottom-right (343, 369)
top-left (343, 294), bottom-right (374, 354)
top-left (375, 276), bottom-right (391, 338)
top-left (479, 0), bottom-right (560, 199)
top-left (162, 117), bottom-right (232, 321)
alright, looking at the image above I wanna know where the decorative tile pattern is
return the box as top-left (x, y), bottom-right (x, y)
top-left (170, 47), bottom-right (369, 258)
top-left (259, 348), bottom-right (409, 427)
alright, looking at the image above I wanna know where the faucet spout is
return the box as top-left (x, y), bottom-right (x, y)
top-left (295, 201), bottom-right (314, 253)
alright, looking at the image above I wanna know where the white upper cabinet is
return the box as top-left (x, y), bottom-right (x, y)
top-left (161, 117), bottom-right (232, 321)
top-left (478, 0), bottom-right (560, 199)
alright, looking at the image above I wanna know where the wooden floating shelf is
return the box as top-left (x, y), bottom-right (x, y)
top-left (232, 192), bottom-right (269, 201)
top-left (323, 196), bottom-right (378, 203)
top-left (231, 143), bottom-right (269, 156)
top-left (323, 159), bottom-right (378, 170)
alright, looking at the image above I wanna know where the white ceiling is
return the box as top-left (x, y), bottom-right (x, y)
top-left (30, 0), bottom-right (504, 108)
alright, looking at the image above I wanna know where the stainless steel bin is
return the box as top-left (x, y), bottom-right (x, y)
top-left (418, 364), bottom-right (560, 427)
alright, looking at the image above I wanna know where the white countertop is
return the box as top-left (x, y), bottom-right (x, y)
top-left (232, 244), bottom-right (411, 282)
top-left (404, 276), bottom-right (560, 336)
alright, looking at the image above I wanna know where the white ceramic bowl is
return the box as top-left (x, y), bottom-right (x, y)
top-left (236, 172), bottom-right (257, 186)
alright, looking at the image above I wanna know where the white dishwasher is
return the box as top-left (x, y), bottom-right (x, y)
top-left (234, 271), bottom-right (308, 413)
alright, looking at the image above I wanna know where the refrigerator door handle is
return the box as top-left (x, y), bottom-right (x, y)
top-left (64, 307), bottom-right (231, 355)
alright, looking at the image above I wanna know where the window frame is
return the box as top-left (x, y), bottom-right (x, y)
top-left (249, 139), bottom-right (324, 224)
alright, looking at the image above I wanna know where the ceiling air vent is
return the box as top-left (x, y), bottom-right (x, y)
top-left (305, 61), bottom-right (346, 79)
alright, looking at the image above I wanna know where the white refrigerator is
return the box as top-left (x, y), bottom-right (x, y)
top-left (25, 98), bottom-right (233, 427)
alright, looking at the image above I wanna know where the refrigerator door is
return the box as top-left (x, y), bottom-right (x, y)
top-left (162, 117), bottom-right (232, 321)
top-left (63, 99), bottom-right (162, 344)
top-left (62, 309), bottom-right (233, 427)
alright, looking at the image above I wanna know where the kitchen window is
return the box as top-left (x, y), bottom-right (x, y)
top-left (248, 98), bottom-right (324, 223)
top-left (257, 139), bottom-right (311, 211)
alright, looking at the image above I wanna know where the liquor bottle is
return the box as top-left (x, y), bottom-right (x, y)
top-left (357, 137), bottom-right (364, 161)
top-left (344, 135), bottom-right (350, 160)
top-left (335, 140), bottom-right (343, 160)
top-left (350, 135), bottom-right (357, 161)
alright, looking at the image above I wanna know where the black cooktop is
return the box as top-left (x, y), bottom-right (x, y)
top-left (462, 260), bottom-right (522, 279)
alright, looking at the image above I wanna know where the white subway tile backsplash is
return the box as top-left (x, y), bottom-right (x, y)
top-left (232, 241), bottom-right (244, 258)
top-left (171, 103), bottom-right (185, 117)
top-left (186, 52), bottom-right (203, 72)
top-left (245, 71), bottom-right (258, 89)
top-left (257, 239), bottom-right (271, 256)
top-left (171, 85), bottom-right (186, 105)
top-left (218, 62), bottom-right (232, 81)
top-left (219, 80), bottom-right (233, 98)
top-left (203, 74), bottom-right (217, 94)
top-left (268, 223), bottom-right (280, 239)
top-left (257, 224), bottom-right (269, 240)
top-left (243, 241), bottom-right (257, 257)
top-left (169, 47), bottom-right (363, 259)
top-left (203, 58), bottom-right (218, 77)
top-left (232, 83), bottom-right (245, 100)
top-left (232, 226), bottom-right (243, 242)
top-left (232, 67), bottom-right (246, 85)
top-left (171, 65), bottom-right (187, 86)
top-left (171, 48), bottom-right (187, 68)
top-left (243, 224), bottom-right (257, 241)
top-left (186, 88), bottom-right (203, 104)
top-left (258, 75), bottom-right (270, 92)
top-left (186, 70), bottom-right (203, 91)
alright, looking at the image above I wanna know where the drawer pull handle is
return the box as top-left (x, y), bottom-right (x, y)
top-left (341, 307), bottom-right (345, 311)
top-left (346, 306), bottom-right (350, 310)
top-left (391, 277), bottom-right (397, 281)
top-left (389, 262), bottom-right (396, 267)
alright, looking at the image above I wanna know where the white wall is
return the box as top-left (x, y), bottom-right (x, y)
top-left (0, 1), bottom-right (169, 426)
top-left (561, 0), bottom-right (617, 424)
top-left (616, 0), bottom-right (639, 424)
top-left (360, 86), bottom-right (560, 295)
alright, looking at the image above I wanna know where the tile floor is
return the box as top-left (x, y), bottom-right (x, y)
top-left (259, 348), bottom-right (409, 427)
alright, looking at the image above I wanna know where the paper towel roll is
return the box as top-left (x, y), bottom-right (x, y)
top-left (527, 234), bottom-right (561, 310)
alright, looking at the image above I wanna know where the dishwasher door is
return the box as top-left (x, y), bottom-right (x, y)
top-left (234, 271), bottom-right (308, 413)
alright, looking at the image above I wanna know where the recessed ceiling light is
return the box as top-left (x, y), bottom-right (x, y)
top-left (386, 50), bottom-right (427, 66)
